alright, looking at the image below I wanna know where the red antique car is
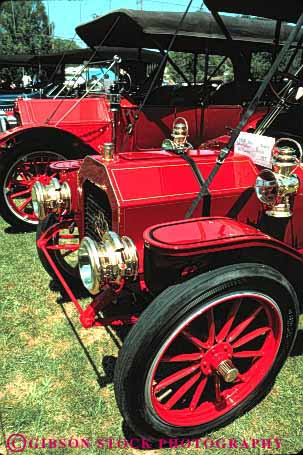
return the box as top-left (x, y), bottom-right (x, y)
top-left (0, 46), bottom-right (163, 229)
top-left (0, 10), bottom-right (290, 230)
top-left (34, 0), bottom-right (303, 441)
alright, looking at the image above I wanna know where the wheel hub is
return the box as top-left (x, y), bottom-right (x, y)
top-left (2, 150), bottom-right (66, 226)
top-left (217, 360), bottom-right (239, 382)
top-left (200, 342), bottom-right (238, 382)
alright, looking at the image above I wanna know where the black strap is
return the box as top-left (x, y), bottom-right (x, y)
top-left (185, 11), bottom-right (303, 219)
top-left (174, 150), bottom-right (207, 189)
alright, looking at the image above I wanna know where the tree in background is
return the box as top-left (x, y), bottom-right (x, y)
top-left (166, 48), bottom-right (303, 87)
top-left (0, 0), bottom-right (78, 86)
top-left (166, 52), bottom-right (234, 85)
top-left (52, 37), bottom-right (80, 52)
top-left (0, 0), bottom-right (52, 55)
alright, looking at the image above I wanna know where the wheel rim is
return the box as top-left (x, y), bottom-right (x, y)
top-left (145, 291), bottom-right (283, 427)
top-left (3, 151), bottom-right (65, 224)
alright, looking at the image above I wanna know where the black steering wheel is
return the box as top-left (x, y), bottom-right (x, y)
top-left (269, 70), bottom-right (303, 106)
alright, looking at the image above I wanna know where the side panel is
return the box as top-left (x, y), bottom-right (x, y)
top-left (17, 97), bottom-right (111, 126)
top-left (133, 105), bottom-right (245, 150)
top-left (202, 105), bottom-right (243, 141)
top-left (134, 106), bottom-right (203, 149)
top-left (15, 98), bottom-right (112, 151)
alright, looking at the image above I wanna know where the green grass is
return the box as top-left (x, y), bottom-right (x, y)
top-left (0, 217), bottom-right (302, 455)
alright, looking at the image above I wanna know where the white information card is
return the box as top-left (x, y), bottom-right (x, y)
top-left (234, 132), bottom-right (275, 168)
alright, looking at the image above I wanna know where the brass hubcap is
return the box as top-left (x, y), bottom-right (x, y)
top-left (217, 359), bottom-right (239, 383)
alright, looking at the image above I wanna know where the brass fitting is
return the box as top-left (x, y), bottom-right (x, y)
top-left (161, 117), bottom-right (192, 152)
top-left (32, 178), bottom-right (71, 220)
top-left (255, 138), bottom-right (301, 217)
top-left (103, 142), bottom-right (114, 161)
top-left (217, 360), bottom-right (239, 383)
top-left (171, 117), bottom-right (189, 148)
top-left (78, 231), bottom-right (138, 295)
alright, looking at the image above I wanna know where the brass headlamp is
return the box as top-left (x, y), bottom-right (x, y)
top-left (255, 138), bottom-right (301, 217)
top-left (32, 178), bottom-right (71, 220)
top-left (78, 231), bottom-right (138, 295)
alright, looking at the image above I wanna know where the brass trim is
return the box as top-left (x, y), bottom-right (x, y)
top-left (32, 178), bottom-right (72, 220)
top-left (78, 231), bottom-right (138, 295)
top-left (217, 360), bottom-right (239, 383)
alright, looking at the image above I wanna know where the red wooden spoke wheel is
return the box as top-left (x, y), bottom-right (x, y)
top-left (114, 263), bottom-right (299, 440)
top-left (0, 149), bottom-right (65, 229)
top-left (148, 292), bottom-right (281, 427)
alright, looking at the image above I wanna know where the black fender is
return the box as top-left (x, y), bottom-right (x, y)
top-left (143, 216), bottom-right (303, 312)
top-left (0, 125), bottom-right (97, 160)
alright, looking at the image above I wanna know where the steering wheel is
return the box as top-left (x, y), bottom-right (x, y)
top-left (119, 71), bottom-right (132, 95)
top-left (276, 70), bottom-right (303, 85)
top-left (269, 70), bottom-right (303, 106)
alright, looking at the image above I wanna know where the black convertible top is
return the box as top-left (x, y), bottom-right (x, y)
top-left (205, 0), bottom-right (303, 23)
top-left (0, 55), bottom-right (34, 66)
top-left (0, 47), bottom-right (161, 67)
top-left (76, 9), bottom-right (295, 52)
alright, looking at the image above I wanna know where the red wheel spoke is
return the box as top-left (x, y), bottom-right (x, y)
top-left (232, 327), bottom-right (271, 349)
top-left (10, 188), bottom-right (31, 199)
top-left (161, 353), bottom-right (203, 363)
top-left (216, 299), bottom-right (241, 342)
top-left (60, 234), bottom-right (79, 240)
top-left (150, 292), bottom-right (283, 427)
top-left (18, 196), bottom-right (32, 211)
top-left (3, 151), bottom-right (67, 225)
top-left (154, 363), bottom-right (200, 393)
top-left (227, 306), bottom-right (263, 343)
top-left (182, 330), bottom-right (209, 350)
top-left (164, 372), bottom-right (201, 410)
top-left (8, 178), bottom-right (31, 187)
top-left (189, 376), bottom-right (208, 411)
top-left (207, 308), bottom-right (215, 346)
top-left (18, 170), bottom-right (32, 180)
top-left (233, 350), bottom-right (263, 358)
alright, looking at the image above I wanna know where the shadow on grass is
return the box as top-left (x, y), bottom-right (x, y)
top-left (4, 225), bottom-right (35, 234)
top-left (58, 301), bottom-right (118, 389)
top-left (49, 279), bottom-right (89, 302)
top-left (290, 329), bottom-right (303, 357)
top-left (57, 297), bottom-right (136, 391)
top-left (51, 279), bottom-right (145, 345)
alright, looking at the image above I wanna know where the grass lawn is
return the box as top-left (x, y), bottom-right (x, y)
top-left (0, 217), bottom-right (302, 455)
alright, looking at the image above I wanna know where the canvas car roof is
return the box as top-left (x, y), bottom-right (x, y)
top-left (0, 47), bottom-right (161, 67)
top-left (204, 0), bottom-right (303, 23)
top-left (76, 9), bottom-right (296, 52)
